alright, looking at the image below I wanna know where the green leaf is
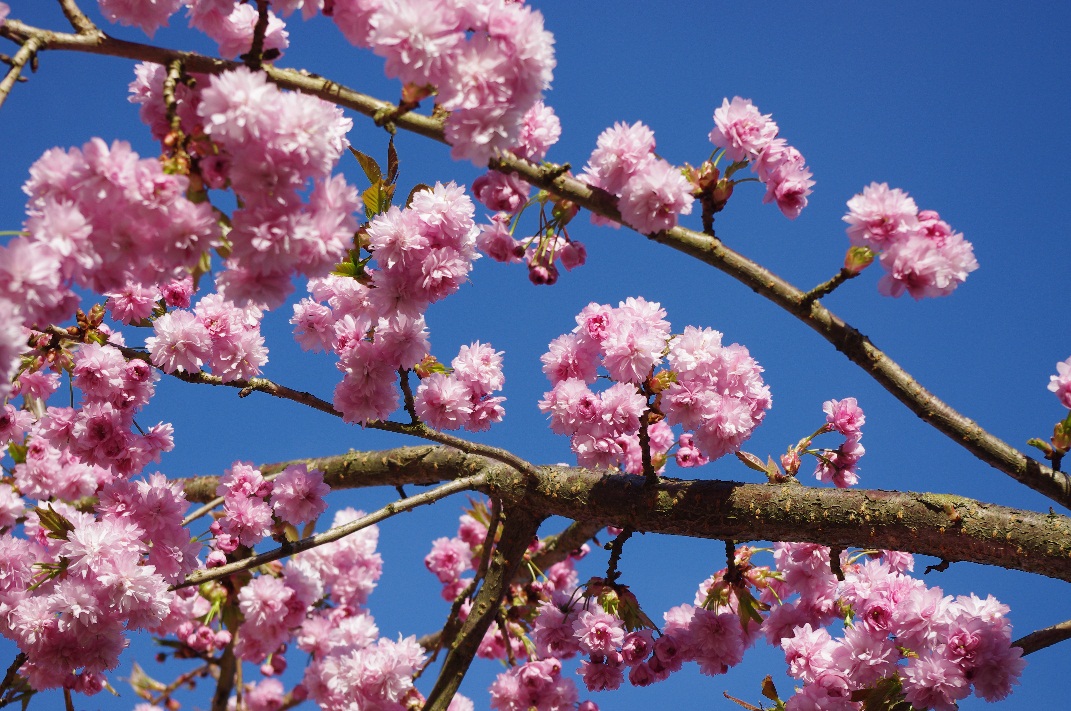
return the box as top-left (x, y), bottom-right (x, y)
top-left (386, 135), bottom-right (399, 185)
top-left (32, 504), bottom-right (75, 541)
top-left (349, 146), bottom-right (382, 185)
top-left (8, 441), bottom-right (27, 465)
top-left (362, 184), bottom-right (384, 220)
top-left (332, 261), bottom-right (358, 278)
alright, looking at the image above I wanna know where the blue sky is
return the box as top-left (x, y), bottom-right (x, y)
top-left (1, 2), bottom-right (1070, 709)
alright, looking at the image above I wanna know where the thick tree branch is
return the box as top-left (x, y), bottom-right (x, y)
top-left (180, 447), bottom-right (1071, 583)
top-left (6, 18), bottom-right (1066, 506)
top-left (424, 507), bottom-right (543, 711)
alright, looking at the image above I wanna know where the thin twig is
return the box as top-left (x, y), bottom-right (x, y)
top-left (177, 473), bottom-right (485, 589)
top-left (366, 419), bottom-right (542, 481)
top-left (801, 267), bottom-right (859, 304)
top-left (398, 368), bottom-right (419, 424)
top-left (724, 539), bottom-right (742, 586)
top-left (243, 0), bottom-right (271, 70)
top-left (148, 663), bottom-right (211, 707)
top-left (604, 527), bottom-right (633, 584)
top-left (0, 654), bottom-right (24, 698)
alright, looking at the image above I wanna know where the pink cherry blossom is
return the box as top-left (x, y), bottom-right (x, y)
top-left (1049, 357), bottom-right (1071, 408)
top-left (98, 0), bottom-right (183, 37)
top-left (709, 97), bottom-right (779, 163)
top-left (822, 397), bottom-right (865, 435)
top-left (844, 182), bottom-right (919, 249)
top-left (618, 158), bottom-right (695, 234)
top-left (270, 464), bottom-right (330, 526)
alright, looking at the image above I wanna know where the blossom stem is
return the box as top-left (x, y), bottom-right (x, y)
top-left (802, 267), bottom-right (860, 304)
top-left (243, 0), bottom-right (271, 70)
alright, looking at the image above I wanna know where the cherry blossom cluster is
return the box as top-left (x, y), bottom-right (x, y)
top-left (106, 0), bottom-right (555, 164)
top-left (1049, 356), bottom-right (1071, 409)
top-left (8, 341), bottom-right (174, 492)
top-left (207, 461), bottom-right (328, 557)
top-left (105, 275), bottom-right (194, 325)
top-left (508, 541), bottom-right (1021, 711)
top-left (844, 182), bottom-right (978, 299)
top-left (476, 211), bottom-right (587, 287)
top-left (0, 473), bottom-right (199, 692)
top-left (539, 298), bottom-right (771, 470)
top-left (414, 342), bottom-right (506, 432)
top-left (130, 64), bottom-right (359, 308)
top-left (290, 182), bottom-right (484, 424)
top-left (518, 549), bottom-right (775, 700)
top-left (472, 100), bottom-right (562, 214)
top-left (580, 121), bottom-right (695, 234)
top-left (146, 293), bottom-right (268, 382)
top-left (489, 658), bottom-right (585, 711)
top-left (780, 397), bottom-right (866, 488)
top-left (771, 544), bottom-right (1024, 710)
top-left (472, 101), bottom-right (588, 285)
top-left (708, 96), bottom-right (815, 219)
top-left (9, 138), bottom-right (219, 321)
top-left (352, 0), bottom-right (555, 164)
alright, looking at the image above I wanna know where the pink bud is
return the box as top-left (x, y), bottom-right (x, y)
top-left (560, 241), bottom-right (587, 271)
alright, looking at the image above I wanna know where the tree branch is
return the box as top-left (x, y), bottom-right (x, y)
top-left (0, 35), bottom-right (42, 111)
top-left (180, 447), bottom-right (1071, 583)
top-left (177, 473), bottom-right (485, 589)
top-left (1014, 618), bottom-right (1071, 656)
top-left (56, 0), bottom-right (99, 36)
top-left (7, 16), bottom-right (1066, 506)
top-left (424, 506), bottom-right (543, 711)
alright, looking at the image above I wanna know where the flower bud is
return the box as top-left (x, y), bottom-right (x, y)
top-left (844, 245), bottom-right (875, 274)
top-left (528, 263), bottom-right (558, 285)
top-left (780, 449), bottom-right (801, 476)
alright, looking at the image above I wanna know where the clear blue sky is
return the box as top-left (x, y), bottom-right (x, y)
top-left (1, 2), bottom-right (1069, 709)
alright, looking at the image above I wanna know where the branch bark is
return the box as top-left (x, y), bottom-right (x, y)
top-left (1014, 618), bottom-right (1071, 656)
top-left (179, 447), bottom-right (1071, 583)
top-left (423, 506), bottom-right (543, 711)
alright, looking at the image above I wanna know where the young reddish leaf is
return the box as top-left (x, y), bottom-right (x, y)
top-left (349, 146), bottom-right (382, 185)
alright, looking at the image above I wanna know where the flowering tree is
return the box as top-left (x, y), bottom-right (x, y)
top-left (0, 2), bottom-right (1069, 711)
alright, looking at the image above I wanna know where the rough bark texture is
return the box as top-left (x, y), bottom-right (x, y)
top-left (180, 447), bottom-right (1071, 582)
top-left (423, 507), bottom-right (543, 711)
